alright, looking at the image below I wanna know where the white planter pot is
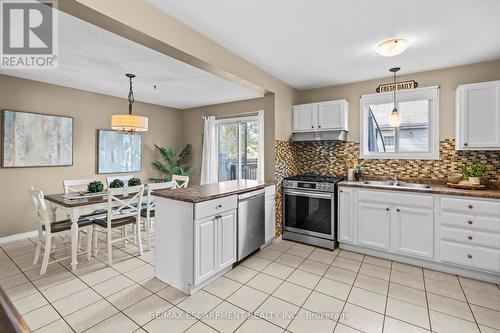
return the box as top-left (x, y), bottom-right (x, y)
top-left (469, 177), bottom-right (481, 185)
top-left (347, 168), bottom-right (355, 181)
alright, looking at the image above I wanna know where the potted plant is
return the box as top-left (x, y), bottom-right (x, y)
top-left (151, 144), bottom-right (196, 182)
top-left (87, 180), bottom-right (104, 193)
top-left (353, 164), bottom-right (364, 181)
top-left (109, 179), bottom-right (124, 188)
top-left (460, 162), bottom-right (489, 185)
top-left (128, 177), bottom-right (141, 186)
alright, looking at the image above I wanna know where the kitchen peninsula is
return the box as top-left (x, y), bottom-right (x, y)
top-left (152, 180), bottom-right (275, 294)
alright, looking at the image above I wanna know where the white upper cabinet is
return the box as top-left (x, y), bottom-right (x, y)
top-left (456, 80), bottom-right (500, 150)
top-left (293, 99), bottom-right (348, 132)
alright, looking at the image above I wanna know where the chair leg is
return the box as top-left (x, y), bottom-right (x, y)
top-left (33, 228), bottom-right (42, 265)
top-left (40, 236), bottom-right (51, 275)
top-left (145, 218), bottom-right (151, 250)
top-left (136, 223), bottom-right (143, 256)
top-left (123, 226), bottom-right (128, 246)
top-left (93, 225), bottom-right (98, 257)
top-left (86, 226), bottom-right (93, 261)
top-left (107, 228), bottom-right (113, 266)
top-left (78, 232), bottom-right (82, 252)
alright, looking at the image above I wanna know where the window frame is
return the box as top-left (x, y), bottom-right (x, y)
top-left (360, 86), bottom-right (440, 160)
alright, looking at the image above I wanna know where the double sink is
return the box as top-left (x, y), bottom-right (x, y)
top-left (360, 180), bottom-right (432, 189)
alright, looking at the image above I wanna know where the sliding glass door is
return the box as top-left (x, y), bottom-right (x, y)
top-left (217, 118), bottom-right (259, 181)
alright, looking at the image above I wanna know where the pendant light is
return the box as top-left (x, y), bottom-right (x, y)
top-left (111, 74), bottom-right (148, 132)
top-left (389, 67), bottom-right (401, 128)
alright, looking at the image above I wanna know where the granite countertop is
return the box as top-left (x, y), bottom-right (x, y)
top-left (339, 180), bottom-right (500, 200)
top-left (152, 180), bottom-right (275, 203)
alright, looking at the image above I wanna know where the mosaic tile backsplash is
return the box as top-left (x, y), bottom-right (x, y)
top-left (274, 138), bottom-right (500, 236)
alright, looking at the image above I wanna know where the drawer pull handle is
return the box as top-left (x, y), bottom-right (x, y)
top-left (216, 204), bottom-right (222, 209)
top-left (467, 235), bottom-right (473, 240)
top-left (396, 208), bottom-right (400, 212)
top-left (468, 205), bottom-right (473, 209)
top-left (468, 220), bottom-right (473, 225)
top-left (385, 208), bottom-right (390, 211)
top-left (467, 254), bottom-right (472, 259)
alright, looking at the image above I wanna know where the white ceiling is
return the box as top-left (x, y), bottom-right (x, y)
top-left (0, 10), bottom-right (262, 109)
top-left (147, 0), bottom-right (500, 89)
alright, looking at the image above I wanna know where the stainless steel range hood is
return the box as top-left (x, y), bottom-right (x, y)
top-left (291, 130), bottom-right (347, 142)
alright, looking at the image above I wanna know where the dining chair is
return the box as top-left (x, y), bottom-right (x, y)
top-left (172, 175), bottom-right (189, 188)
top-left (92, 185), bottom-right (144, 266)
top-left (141, 181), bottom-right (175, 249)
top-left (106, 175), bottom-right (133, 187)
top-left (30, 188), bottom-right (93, 275)
top-left (63, 178), bottom-right (107, 220)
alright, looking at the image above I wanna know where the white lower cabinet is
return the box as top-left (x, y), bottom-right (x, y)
top-left (357, 202), bottom-right (391, 250)
top-left (339, 186), bottom-right (500, 280)
top-left (194, 208), bottom-right (237, 286)
top-left (264, 185), bottom-right (276, 243)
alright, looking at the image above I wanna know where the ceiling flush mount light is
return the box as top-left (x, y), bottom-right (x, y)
top-left (389, 67), bottom-right (401, 128)
top-left (376, 38), bottom-right (409, 57)
top-left (112, 74), bottom-right (148, 132)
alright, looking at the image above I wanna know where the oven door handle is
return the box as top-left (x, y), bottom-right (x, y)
top-left (283, 189), bottom-right (333, 199)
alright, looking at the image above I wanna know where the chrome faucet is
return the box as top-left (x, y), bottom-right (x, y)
top-left (388, 173), bottom-right (399, 185)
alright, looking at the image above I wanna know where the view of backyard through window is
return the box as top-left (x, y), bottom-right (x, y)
top-left (368, 99), bottom-right (430, 153)
top-left (217, 119), bottom-right (259, 181)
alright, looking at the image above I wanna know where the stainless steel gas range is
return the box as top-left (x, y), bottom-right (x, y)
top-left (282, 173), bottom-right (343, 250)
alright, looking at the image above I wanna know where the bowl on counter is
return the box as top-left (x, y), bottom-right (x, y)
top-left (448, 174), bottom-right (463, 184)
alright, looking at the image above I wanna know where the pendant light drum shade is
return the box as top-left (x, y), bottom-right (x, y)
top-left (111, 114), bottom-right (148, 132)
top-left (112, 73), bottom-right (148, 132)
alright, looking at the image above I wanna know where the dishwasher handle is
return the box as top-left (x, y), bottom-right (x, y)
top-left (238, 189), bottom-right (265, 201)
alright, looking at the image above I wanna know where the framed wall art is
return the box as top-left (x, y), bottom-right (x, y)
top-left (97, 129), bottom-right (141, 174)
top-left (2, 110), bottom-right (73, 168)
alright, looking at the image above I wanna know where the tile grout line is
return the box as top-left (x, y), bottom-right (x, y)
top-left (456, 274), bottom-right (482, 332)
top-left (380, 257), bottom-right (393, 333)
top-left (422, 267), bottom-right (433, 332)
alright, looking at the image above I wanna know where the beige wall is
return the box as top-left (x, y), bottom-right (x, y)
top-left (182, 95), bottom-right (275, 185)
top-left (297, 60), bottom-right (500, 142)
top-left (0, 75), bottom-right (183, 237)
top-left (61, 0), bottom-right (297, 140)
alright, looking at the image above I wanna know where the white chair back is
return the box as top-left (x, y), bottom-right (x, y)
top-left (63, 179), bottom-right (97, 194)
top-left (106, 175), bottom-right (133, 187)
top-left (29, 187), bottom-right (51, 233)
top-left (106, 185), bottom-right (144, 226)
top-left (172, 175), bottom-right (189, 188)
top-left (144, 181), bottom-right (175, 215)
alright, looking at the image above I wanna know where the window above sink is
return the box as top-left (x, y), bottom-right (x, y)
top-left (360, 86), bottom-right (440, 160)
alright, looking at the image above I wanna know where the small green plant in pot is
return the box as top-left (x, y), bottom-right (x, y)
top-left (460, 162), bottom-right (490, 185)
top-left (353, 164), bottom-right (364, 181)
top-left (128, 177), bottom-right (141, 186)
top-left (87, 181), bottom-right (104, 193)
top-left (109, 179), bottom-right (124, 188)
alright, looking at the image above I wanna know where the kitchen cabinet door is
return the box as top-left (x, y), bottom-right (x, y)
top-left (392, 206), bottom-right (434, 258)
top-left (194, 216), bottom-right (217, 285)
top-left (293, 103), bottom-right (317, 131)
top-left (338, 188), bottom-right (354, 243)
top-left (265, 194), bottom-right (276, 243)
top-left (218, 210), bottom-right (237, 270)
top-left (357, 202), bottom-right (391, 250)
top-left (317, 100), bottom-right (346, 130)
top-left (456, 80), bottom-right (500, 150)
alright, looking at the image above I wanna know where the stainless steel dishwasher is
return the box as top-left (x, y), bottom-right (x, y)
top-left (237, 189), bottom-right (265, 261)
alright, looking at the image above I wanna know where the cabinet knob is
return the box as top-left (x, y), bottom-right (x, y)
top-left (216, 204), bottom-right (222, 209)
top-left (396, 208), bottom-right (400, 212)
top-left (318, 125), bottom-right (321, 128)
top-left (339, 190), bottom-right (343, 193)
top-left (464, 143), bottom-right (468, 146)
top-left (311, 126), bottom-right (314, 129)
top-left (467, 235), bottom-right (473, 240)
top-left (468, 205), bottom-right (473, 209)
top-left (468, 220), bottom-right (473, 225)
top-left (467, 254), bottom-right (473, 259)
top-left (385, 208), bottom-right (390, 211)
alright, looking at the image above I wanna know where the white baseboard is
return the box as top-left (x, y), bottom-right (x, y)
top-left (0, 230), bottom-right (37, 245)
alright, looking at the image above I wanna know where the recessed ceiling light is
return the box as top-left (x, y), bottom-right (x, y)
top-left (376, 38), bottom-right (409, 57)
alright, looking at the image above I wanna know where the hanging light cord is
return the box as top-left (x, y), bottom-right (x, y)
top-left (128, 76), bottom-right (135, 115)
top-left (393, 70), bottom-right (397, 111)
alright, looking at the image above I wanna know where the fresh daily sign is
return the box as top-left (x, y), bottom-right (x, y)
top-left (376, 80), bottom-right (418, 93)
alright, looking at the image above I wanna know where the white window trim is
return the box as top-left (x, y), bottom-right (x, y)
top-left (360, 85), bottom-right (440, 160)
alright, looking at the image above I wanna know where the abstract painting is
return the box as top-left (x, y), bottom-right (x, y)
top-left (2, 110), bottom-right (73, 167)
top-left (97, 130), bottom-right (141, 174)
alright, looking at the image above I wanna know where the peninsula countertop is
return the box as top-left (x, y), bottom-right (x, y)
top-left (152, 180), bottom-right (275, 203)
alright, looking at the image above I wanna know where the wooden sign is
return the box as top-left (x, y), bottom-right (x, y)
top-left (376, 80), bottom-right (418, 93)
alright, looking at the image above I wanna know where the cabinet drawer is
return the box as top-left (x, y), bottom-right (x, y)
top-left (440, 241), bottom-right (500, 272)
top-left (195, 196), bottom-right (237, 219)
top-left (440, 226), bottom-right (500, 248)
top-left (441, 212), bottom-right (500, 232)
top-left (358, 190), bottom-right (433, 209)
top-left (441, 197), bottom-right (500, 216)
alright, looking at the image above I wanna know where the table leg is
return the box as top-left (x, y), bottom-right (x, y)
top-left (70, 208), bottom-right (80, 271)
top-left (50, 203), bottom-right (58, 222)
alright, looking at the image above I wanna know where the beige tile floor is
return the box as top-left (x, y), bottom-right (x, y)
top-left (1, 231), bottom-right (500, 333)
